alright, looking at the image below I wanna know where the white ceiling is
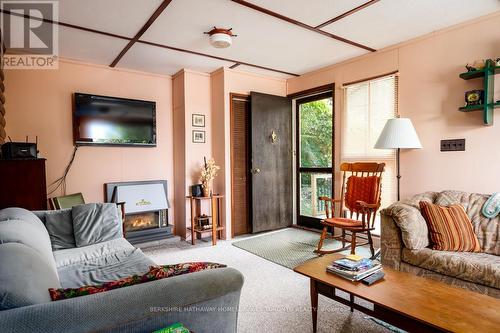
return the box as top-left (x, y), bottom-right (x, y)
top-left (325, 0), bottom-right (500, 49)
top-left (5, 0), bottom-right (500, 78)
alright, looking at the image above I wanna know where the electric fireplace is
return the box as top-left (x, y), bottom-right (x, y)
top-left (104, 180), bottom-right (172, 244)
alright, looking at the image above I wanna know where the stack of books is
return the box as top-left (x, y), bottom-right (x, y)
top-left (326, 255), bottom-right (382, 281)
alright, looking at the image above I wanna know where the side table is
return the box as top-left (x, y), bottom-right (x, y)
top-left (186, 195), bottom-right (224, 245)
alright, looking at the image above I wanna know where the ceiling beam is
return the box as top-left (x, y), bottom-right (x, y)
top-left (0, 8), bottom-right (298, 77)
top-left (138, 40), bottom-right (298, 76)
top-left (229, 63), bottom-right (241, 69)
top-left (315, 0), bottom-right (381, 29)
top-left (230, 0), bottom-right (376, 52)
top-left (109, 0), bottom-right (173, 67)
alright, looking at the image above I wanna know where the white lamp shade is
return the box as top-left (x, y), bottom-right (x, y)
top-left (210, 33), bottom-right (232, 48)
top-left (374, 118), bottom-right (422, 149)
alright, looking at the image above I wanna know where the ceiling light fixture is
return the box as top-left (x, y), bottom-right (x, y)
top-left (204, 27), bottom-right (237, 49)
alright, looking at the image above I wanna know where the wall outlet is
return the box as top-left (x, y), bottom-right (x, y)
top-left (440, 139), bottom-right (465, 152)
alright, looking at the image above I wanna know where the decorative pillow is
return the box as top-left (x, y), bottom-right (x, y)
top-left (419, 201), bottom-right (481, 252)
top-left (44, 209), bottom-right (76, 250)
top-left (49, 262), bottom-right (226, 301)
top-left (72, 203), bottom-right (123, 247)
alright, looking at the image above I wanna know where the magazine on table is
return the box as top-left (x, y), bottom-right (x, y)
top-left (326, 256), bottom-right (382, 281)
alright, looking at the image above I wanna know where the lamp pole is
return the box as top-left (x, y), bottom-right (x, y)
top-left (396, 148), bottom-right (401, 201)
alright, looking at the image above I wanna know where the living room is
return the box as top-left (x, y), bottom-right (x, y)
top-left (0, 1), bottom-right (499, 332)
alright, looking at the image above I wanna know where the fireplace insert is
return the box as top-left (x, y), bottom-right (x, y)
top-left (105, 180), bottom-right (173, 244)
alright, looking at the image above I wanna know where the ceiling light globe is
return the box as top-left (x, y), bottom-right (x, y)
top-left (210, 33), bottom-right (232, 48)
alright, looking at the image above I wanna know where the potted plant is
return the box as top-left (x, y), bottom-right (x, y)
top-left (200, 157), bottom-right (220, 197)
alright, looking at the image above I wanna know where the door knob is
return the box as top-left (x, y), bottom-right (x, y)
top-left (251, 168), bottom-right (261, 174)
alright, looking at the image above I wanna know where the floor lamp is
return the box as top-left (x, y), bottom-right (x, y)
top-left (374, 118), bottom-right (422, 201)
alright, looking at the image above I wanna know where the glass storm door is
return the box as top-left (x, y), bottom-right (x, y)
top-left (296, 92), bottom-right (334, 229)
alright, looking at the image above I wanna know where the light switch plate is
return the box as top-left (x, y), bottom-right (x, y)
top-left (440, 139), bottom-right (465, 152)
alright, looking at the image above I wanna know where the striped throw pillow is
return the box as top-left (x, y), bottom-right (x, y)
top-left (419, 201), bottom-right (481, 252)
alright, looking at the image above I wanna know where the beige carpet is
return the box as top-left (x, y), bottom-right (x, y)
top-left (143, 229), bottom-right (390, 333)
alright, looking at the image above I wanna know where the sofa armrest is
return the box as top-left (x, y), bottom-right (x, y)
top-left (380, 212), bottom-right (404, 270)
top-left (380, 202), bottom-right (430, 251)
top-left (0, 267), bottom-right (244, 333)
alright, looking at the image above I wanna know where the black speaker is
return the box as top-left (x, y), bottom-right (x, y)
top-left (191, 184), bottom-right (203, 197)
top-left (1, 142), bottom-right (37, 159)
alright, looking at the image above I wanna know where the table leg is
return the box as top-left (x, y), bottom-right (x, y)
top-left (211, 196), bottom-right (217, 246)
top-left (190, 198), bottom-right (195, 245)
top-left (310, 279), bottom-right (318, 333)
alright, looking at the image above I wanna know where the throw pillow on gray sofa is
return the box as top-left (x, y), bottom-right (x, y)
top-left (44, 209), bottom-right (76, 251)
top-left (0, 243), bottom-right (61, 310)
top-left (72, 203), bottom-right (123, 247)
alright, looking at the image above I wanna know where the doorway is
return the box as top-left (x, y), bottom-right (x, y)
top-left (230, 93), bottom-right (252, 236)
top-left (230, 92), bottom-right (293, 236)
top-left (295, 91), bottom-right (334, 230)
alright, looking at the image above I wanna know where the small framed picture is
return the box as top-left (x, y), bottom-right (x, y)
top-left (192, 114), bottom-right (205, 127)
top-left (192, 130), bottom-right (206, 143)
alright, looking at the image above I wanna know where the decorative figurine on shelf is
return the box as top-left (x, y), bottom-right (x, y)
top-left (465, 59), bottom-right (486, 71)
top-left (200, 157), bottom-right (220, 197)
top-left (465, 89), bottom-right (484, 106)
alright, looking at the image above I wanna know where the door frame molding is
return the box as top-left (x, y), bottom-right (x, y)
top-left (293, 83), bottom-right (335, 229)
top-left (230, 93), bottom-right (251, 238)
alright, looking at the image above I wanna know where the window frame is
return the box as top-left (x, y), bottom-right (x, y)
top-left (341, 74), bottom-right (399, 235)
top-left (295, 90), bottom-right (335, 230)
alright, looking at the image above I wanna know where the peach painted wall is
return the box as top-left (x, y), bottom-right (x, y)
top-left (216, 68), bottom-right (288, 238)
top-left (5, 59), bottom-right (174, 223)
top-left (211, 68), bottom-right (225, 198)
top-left (172, 69), bottom-right (212, 238)
top-left (184, 70), bottom-right (212, 186)
top-left (172, 71), bottom-right (186, 236)
top-left (287, 12), bottom-right (500, 200)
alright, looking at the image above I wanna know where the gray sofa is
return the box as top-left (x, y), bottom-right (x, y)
top-left (0, 206), bottom-right (244, 333)
top-left (380, 190), bottom-right (499, 298)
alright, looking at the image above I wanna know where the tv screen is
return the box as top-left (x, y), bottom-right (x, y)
top-left (73, 93), bottom-right (156, 146)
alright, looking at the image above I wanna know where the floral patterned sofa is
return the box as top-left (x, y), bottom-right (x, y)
top-left (380, 190), bottom-right (499, 298)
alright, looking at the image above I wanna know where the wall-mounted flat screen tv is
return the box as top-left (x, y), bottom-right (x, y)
top-left (73, 93), bottom-right (156, 147)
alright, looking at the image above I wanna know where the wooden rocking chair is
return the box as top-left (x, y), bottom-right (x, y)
top-left (314, 162), bottom-right (385, 257)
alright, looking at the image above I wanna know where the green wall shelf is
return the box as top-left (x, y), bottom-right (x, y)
top-left (458, 59), bottom-right (498, 125)
top-left (459, 102), bottom-right (500, 112)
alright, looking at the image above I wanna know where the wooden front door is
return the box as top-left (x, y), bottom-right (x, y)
top-left (250, 92), bottom-right (292, 233)
top-left (230, 94), bottom-right (252, 236)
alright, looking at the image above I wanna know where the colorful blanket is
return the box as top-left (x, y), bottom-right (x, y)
top-left (49, 262), bottom-right (226, 301)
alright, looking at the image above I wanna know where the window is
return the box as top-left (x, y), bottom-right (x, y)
top-left (296, 91), bottom-right (334, 230)
top-left (342, 75), bottom-right (398, 233)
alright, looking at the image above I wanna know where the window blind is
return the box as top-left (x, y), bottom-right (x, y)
top-left (342, 74), bottom-right (398, 214)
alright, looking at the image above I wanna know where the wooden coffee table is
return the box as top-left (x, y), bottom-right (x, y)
top-left (294, 254), bottom-right (500, 333)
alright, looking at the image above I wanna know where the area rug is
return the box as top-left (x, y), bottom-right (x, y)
top-left (232, 227), bottom-right (371, 269)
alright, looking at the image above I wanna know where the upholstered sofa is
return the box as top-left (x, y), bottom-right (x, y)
top-left (0, 206), bottom-right (244, 333)
top-left (380, 190), bottom-right (499, 298)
